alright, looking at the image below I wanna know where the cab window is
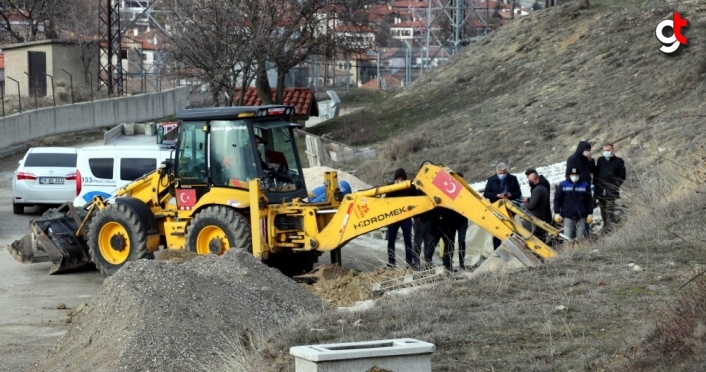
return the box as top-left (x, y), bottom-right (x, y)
top-left (176, 122), bottom-right (207, 185)
top-left (210, 120), bottom-right (258, 187)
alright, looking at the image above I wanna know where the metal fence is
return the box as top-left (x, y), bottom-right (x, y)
top-left (282, 46), bottom-right (456, 93)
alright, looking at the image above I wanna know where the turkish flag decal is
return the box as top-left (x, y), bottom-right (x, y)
top-left (177, 188), bottom-right (197, 207)
top-left (432, 171), bottom-right (462, 200)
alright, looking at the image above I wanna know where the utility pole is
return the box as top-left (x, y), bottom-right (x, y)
top-left (99, 0), bottom-right (123, 95)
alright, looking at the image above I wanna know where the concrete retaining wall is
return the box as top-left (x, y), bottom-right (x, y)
top-left (0, 86), bottom-right (190, 156)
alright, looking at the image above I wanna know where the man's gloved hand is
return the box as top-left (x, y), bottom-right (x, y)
top-left (586, 215), bottom-right (593, 224)
top-left (554, 214), bottom-right (563, 224)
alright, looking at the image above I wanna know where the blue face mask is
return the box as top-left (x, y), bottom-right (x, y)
top-left (497, 174), bottom-right (507, 180)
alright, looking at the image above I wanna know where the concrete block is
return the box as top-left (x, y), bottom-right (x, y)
top-left (325, 143), bottom-right (376, 163)
top-left (290, 338), bottom-right (435, 372)
top-left (104, 124), bottom-right (124, 144)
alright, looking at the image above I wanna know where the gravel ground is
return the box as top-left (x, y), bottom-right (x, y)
top-left (31, 250), bottom-right (326, 372)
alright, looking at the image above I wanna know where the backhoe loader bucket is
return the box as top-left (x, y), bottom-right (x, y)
top-left (466, 235), bottom-right (542, 279)
top-left (7, 205), bottom-right (91, 275)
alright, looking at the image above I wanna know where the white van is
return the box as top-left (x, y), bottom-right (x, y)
top-left (74, 145), bottom-right (173, 206)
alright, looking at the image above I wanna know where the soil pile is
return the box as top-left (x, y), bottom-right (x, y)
top-left (301, 264), bottom-right (414, 308)
top-left (33, 250), bottom-right (325, 372)
top-left (304, 166), bottom-right (372, 192)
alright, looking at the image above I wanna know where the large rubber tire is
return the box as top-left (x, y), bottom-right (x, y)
top-left (88, 203), bottom-right (151, 276)
top-left (185, 206), bottom-right (252, 255)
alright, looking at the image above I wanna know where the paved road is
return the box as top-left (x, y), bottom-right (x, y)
top-left (0, 149), bottom-right (104, 372)
top-left (0, 140), bottom-right (398, 371)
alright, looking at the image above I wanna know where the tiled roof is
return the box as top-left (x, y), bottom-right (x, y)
top-left (141, 40), bottom-right (155, 50)
top-left (233, 87), bottom-right (319, 119)
top-left (393, 1), bottom-right (429, 9)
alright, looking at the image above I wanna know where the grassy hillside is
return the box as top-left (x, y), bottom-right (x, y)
top-left (309, 0), bottom-right (706, 184)
top-left (197, 1), bottom-right (706, 371)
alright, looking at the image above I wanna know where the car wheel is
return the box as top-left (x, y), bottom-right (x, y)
top-left (12, 202), bottom-right (24, 215)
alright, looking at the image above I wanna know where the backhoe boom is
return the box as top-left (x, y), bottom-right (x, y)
top-left (309, 164), bottom-right (559, 259)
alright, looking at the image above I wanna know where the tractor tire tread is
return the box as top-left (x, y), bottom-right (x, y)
top-left (185, 206), bottom-right (252, 255)
top-left (87, 203), bottom-right (150, 277)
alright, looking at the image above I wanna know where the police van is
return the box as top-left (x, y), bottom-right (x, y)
top-left (74, 145), bottom-right (173, 206)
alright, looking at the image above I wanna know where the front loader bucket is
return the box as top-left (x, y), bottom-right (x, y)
top-left (8, 232), bottom-right (48, 263)
top-left (7, 207), bottom-right (91, 275)
top-left (466, 235), bottom-right (542, 279)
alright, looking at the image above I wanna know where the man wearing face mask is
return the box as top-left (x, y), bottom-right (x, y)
top-left (554, 168), bottom-right (593, 242)
top-left (565, 140), bottom-right (596, 186)
top-left (594, 142), bottom-right (626, 232)
top-left (521, 169), bottom-right (550, 240)
top-left (483, 162), bottom-right (522, 249)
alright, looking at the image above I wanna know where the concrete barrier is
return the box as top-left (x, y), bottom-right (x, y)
top-left (0, 86), bottom-right (189, 156)
top-left (104, 124), bottom-right (124, 144)
top-left (290, 338), bottom-right (435, 372)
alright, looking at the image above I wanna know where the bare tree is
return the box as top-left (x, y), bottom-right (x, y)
top-left (164, 0), bottom-right (265, 106)
top-left (256, 0), bottom-right (376, 103)
top-left (0, 0), bottom-right (67, 42)
top-left (253, 0), bottom-right (333, 104)
top-left (58, 0), bottom-right (100, 85)
top-left (163, 0), bottom-right (375, 106)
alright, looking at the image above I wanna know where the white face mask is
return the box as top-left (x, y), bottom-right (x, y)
top-left (583, 150), bottom-right (591, 157)
top-left (603, 151), bottom-right (612, 158)
top-left (570, 176), bottom-right (579, 183)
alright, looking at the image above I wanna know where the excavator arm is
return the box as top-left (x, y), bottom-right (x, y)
top-left (309, 164), bottom-right (562, 260)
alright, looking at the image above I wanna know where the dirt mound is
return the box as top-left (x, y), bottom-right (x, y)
top-left (155, 248), bottom-right (200, 264)
top-left (304, 166), bottom-right (372, 192)
top-left (301, 264), bottom-right (414, 308)
top-left (33, 250), bottom-right (325, 372)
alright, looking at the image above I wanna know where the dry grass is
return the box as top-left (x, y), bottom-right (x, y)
top-left (380, 135), bottom-right (430, 162)
top-left (208, 150), bottom-right (706, 371)
top-left (195, 331), bottom-right (273, 372)
top-left (308, 1), bottom-right (706, 183)
top-left (191, 2), bottom-right (706, 370)
top-left (0, 86), bottom-right (116, 117)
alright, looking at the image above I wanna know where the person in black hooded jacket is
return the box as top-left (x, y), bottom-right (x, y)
top-left (385, 168), bottom-right (416, 269)
top-left (565, 140), bottom-right (596, 187)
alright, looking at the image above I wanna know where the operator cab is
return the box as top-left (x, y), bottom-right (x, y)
top-left (174, 105), bottom-right (308, 203)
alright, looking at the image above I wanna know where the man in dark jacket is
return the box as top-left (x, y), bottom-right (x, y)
top-left (483, 162), bottom-right (522, 249)
top-left (525, 168), bottom-right (552, 224)
top-left (438, 207), bottom-right (466, 271)
top-left (385, 168), bottom-right (416, 269)
top-left (565, 140), bottom-right (596, 187)
top-left (413, 163), bottom-right (441, 269)
top-left (521, 169), bottom-right (549, 240)
top-left (454, 173), bottom-right (470, 270)
top-left (594, 142), bottom-right (626, 231)
top-left (554, 168), bottom-right (593, 241)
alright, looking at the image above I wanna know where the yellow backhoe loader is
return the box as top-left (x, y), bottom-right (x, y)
top-left (8, 105), bottom-right (566, 276)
